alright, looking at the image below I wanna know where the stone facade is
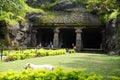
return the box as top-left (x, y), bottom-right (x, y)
top-left (0, 0), bottom-right (119, 55)
top-left (8, 0), bottom-right (102, 52)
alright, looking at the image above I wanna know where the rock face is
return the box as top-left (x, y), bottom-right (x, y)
top-left (10, 21), bottom-right (36, 48)
top-left (26, 0), bottom-right (101, 26)
top-left (51, 0), bottom-right (80, 11)
top-left (106, 15), bottom-right (120, 55)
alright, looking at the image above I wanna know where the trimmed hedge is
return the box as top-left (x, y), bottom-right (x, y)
top-left (0, 68), bottom-right (104, 80)
top-left (3, 48), bottom-right (66, 62)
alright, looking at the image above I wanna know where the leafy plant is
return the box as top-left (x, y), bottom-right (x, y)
top-left (68, 49), bottom-right (75, 54)
top-left (86, 0), bottom-right (120, 22)
top-left (0, 68), bottom-right (104, 80)
top-left (4, 48), bottom-right (66, 62)
top-left (0, 0), bottom-right (45, 25)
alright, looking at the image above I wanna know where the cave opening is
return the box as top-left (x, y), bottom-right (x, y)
top-left (36, 28), bottom-right (54, 47)
top-left (60, 28), bottom-right (76, 48)
top-left (82, 28), bottom-right (102, 49)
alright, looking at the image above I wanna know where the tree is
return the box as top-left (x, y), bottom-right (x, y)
top-left (86, 0), bottom-right (120, 22)
top-left (0, 0), bottom-right (27, 24)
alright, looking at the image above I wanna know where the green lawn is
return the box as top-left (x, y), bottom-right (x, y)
top-left (0, 53), bottom-right (120, 77)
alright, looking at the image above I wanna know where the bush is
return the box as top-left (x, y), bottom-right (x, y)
top-left (0, 68), bottom-right (104, 80)
top-left (4, 48), bottom-right (66, 62)
top-left (3, 51), bottom-right (8, 56)
top-left (68, 49), bottom-right (75, 54)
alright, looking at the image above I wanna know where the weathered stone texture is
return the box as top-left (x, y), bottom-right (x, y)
top-left (106, 15), bottom-right (120, 55)
top-left (26, 0), bottom-right (101, 26)
top-left (11, 23), bottom-right (32, 47)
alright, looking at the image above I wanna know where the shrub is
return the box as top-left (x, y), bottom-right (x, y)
top-left (4, 48), bottom-right (66, 62)
top-left (0, 68), bottom-right (104, 80)
top-left (3, 51), bottom-right (8, 56)
top-left (68, 49), bottom-right (75, 54)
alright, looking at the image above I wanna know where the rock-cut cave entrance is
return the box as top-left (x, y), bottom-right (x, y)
top-left (36, 27), bottom-right (102, 50)
top-left (82, 28), bottom-right (102, 50)
top-left (36, 28), bottom-right (54, 47)
top-left (60, 28), bottom-right (76, 48)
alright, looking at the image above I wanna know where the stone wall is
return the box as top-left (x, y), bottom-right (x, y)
top-left (106, 15), bottom-right (120, 55)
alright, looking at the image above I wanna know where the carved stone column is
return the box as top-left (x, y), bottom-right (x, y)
top-left (53, 28), bottom-right (59, 48)
top-left (75, 28), bottom-right (82, 52)
top-left (31, 30), bottom-right (37, 47)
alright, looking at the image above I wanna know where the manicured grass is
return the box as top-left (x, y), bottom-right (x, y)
top-left (0, 53), bottom-right (120, 77)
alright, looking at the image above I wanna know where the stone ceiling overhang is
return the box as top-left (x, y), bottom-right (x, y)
top-left (29, 11), bottom-right (102, 27)
top-left (25, 0), bottom-right (102, 27)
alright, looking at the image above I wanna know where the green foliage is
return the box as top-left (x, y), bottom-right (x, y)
top-left (69, 0), bottom-right (88, 4)
top-left (4, 48), bottom-right (66, 62)
top-left (0, 0), bottom-right (25, 15)
top-left (40, 0), bottom-right (59, 10)
top-left (86, 0), bottom-right (120, 22)
top-left (109, 9), bottom-right (120, 21)
top-left (111, 76), bottom-right (120, 80)
top-left (68, 49), bottom-right (75, 54)
top-left (86, 0), bottom-right (117, 13)
top-left (0, 11), bottom-right (23, 24)
top-left (0, 68), bottom-right (104, 80)
top-left (0, 0), bottom-right (27, 24)
top-left (0, 39), bottom-right (4, 46)
top-left (3, 50), bottom-right (8, 56)
top-left (0, 0), bottom-right (45, 25)
top-left (40, 0), bottom-right (88, 10)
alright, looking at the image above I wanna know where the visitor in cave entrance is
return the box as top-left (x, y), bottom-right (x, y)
top-left (49, 42), bottom-right (53, 48)
top-left (72, 43), bottom-right (74, 48)
top-left (37, 42), bottom-right (42, 48)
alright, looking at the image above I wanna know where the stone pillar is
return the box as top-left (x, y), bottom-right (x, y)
top-left (75, 28), bottom-right (82, 52)
top-left (31, 30), bottom-right (37, 47)
top-left (53, 28), bottom-right (59, 48)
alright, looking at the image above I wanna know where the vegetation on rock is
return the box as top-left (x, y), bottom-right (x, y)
top-left (0, 0), bottom-right (44, 24)
top-left (0, 0), bottom-right (119, 25)
top-left (86, 0), bottom-right (120, 22)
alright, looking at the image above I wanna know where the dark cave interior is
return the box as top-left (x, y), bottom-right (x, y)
top-left (82, 28), bottom-right (102, 49)
top-left (36, 27), bottom-right (102, 49)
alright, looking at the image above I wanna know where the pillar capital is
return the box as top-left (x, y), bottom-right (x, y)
top-left (54, 28), bottom-right (60, 33)
top-left (75, 27), bottom-right (84, 33)
top-left (75, 29), bottom-right (82, 33)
